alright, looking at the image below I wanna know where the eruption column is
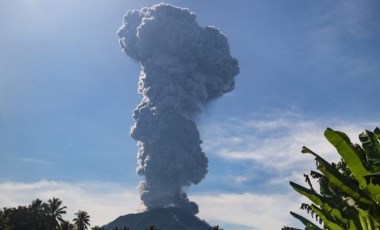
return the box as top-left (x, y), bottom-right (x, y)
top-left (117, 3), bottom-right (239, 214)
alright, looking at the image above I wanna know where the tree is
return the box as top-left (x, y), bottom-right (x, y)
top-left (0, 199), bottom-right (49, 230)
top-left (61, 220), bottom-right (75, 230)
top-left (5, 206), bottom-right (33, 230)
top-left (91, 226), bottom-right (104, 230)
top-left (29, 198), bottom-right (49, 229)
top-left (0, 209), bottom-right (5, 229)
top-left (283, 127), bottom-right (380, 229)
top-left (30, 198), bottom-right (44, 210)
top-left (47, 197), bottom-right (67, 230)
top-left (73, 210), bottom-right (91, 230)
top-left (0, 198), bottom-right (70, 230)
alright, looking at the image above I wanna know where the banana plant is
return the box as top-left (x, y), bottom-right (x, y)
top-left (283, 127), bottom-right (380, 230)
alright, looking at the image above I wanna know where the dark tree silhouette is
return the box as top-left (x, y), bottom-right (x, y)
top-left (47, 197), bottom-right (67, 230)
top-left (73, 210), bottom-right (91, 230)
top-left (60, 220), bottom-right (75, 230)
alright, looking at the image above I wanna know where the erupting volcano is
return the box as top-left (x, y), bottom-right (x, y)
top-left (105, 3), bottom-right (239, 229)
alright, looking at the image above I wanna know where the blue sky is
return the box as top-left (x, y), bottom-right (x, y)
top-left (0, 0), bottom-right (379, 229)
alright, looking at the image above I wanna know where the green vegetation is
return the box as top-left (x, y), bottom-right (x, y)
top-left (0, 198), bottom-right (223, 229)
top-left (283, 127), bottom-right (380, 230)
top-left (0, 197), bottom-right (100, 230)
top-left (73, 210), bottom-right (91, 230)
top-left (47, 197), bottom-right (67, 230)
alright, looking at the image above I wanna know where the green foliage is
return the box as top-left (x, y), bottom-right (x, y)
top-left (91, 226), bottom-right (105, 230)
top-left (61, 220), bottom-right (75, 230)
top-left (47, 197), bottom-right (67, 230)
top-left (0, 199), bottom-right (220, 230)
top-left (0, 198), bottom-right (69, 230)
top-left (285, 127), bottom-right (380, 230)
top-left (0, 198), bottom-right (90, 230)
top-left (73, 210), bottom-right (91, 230)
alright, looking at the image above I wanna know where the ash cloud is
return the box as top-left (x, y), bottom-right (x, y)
top-left (117, 3), bottom-right (239, 214)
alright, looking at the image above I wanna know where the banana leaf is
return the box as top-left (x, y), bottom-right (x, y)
top-left (360, 130), bottom-right (380, 172)
top-left (357, 130), bottom-right (380, 202)
top-left (290, 182), bottom-right (324, 206)
top-left (357, 208), bottom-right (379, 230)
top-left (301, 146), bottom-right (330, 166)
top-left (374, 127), bottom-right (380, 139)
top-left (318, 163), bottom-right (375, 205)
top-left (301, 146), bottom-right (375, 205)
top-left (310, 204), bottom-right (345, 230)
top-left (325, 128), bottom-right (369, 187)
top-left (364, 183), bottom-right (380, 204)
top-left (290, 182), bottom-right (348, 224)
top-left (364, 173), bottom-right (380, 185)
top-left (289, 212), bottom-right (322, 230)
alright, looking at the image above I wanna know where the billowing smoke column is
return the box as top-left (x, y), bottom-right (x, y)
top-left (117, 3), bottom-right (239, 215)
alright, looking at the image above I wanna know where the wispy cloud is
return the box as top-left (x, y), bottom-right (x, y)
top-left (18, 158), bottom-right (53, 165)
top-left (195, 112), bottom-right (378, 228)
top-left (0, 180), bottom-right (306, 229)
top-left (192, 192), bottom-right (304, 230)
top-left (308, 0), bottom-right (380, 78)
top-left (0, 114), bottom-right (378, 229)
top-left (224, 175), bottom-right (249, 186)
top-left (334, 0), bottom-right (379, 37)
top-left (200, 112), bottom-right (379, 189)
top-left (0, 180), bottom-right (140, 227)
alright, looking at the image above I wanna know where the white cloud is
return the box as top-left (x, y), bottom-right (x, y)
top-left (0, 115), bottom-right (377, 229)
top-left (200, 113), bottom-right (378, 229)
top-left (0, 180), bottom-right (140, 227)
top-left (201, 112), bottom-right (379, 189)
top-left (0, 180), bottom-right (307, 230)
top-left (192, 192), bottom-right (304, 230)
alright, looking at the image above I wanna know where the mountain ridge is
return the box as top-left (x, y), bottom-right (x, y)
top-left (103, 207), bottom-right (212, 230)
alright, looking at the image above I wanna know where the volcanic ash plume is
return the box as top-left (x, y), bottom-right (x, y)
top-left (117, 3), bottom-right (239, 214)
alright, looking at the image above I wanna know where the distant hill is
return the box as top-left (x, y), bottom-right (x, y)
top-left (103, 207), bottom-right (212, 230)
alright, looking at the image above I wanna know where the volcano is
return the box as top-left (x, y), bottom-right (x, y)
top-left (117, 3), bottom-right (239, 215)
top-left (109, 4), bottom-right (239, 230)
top-left (103, 207), bottom-right (212, 230)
